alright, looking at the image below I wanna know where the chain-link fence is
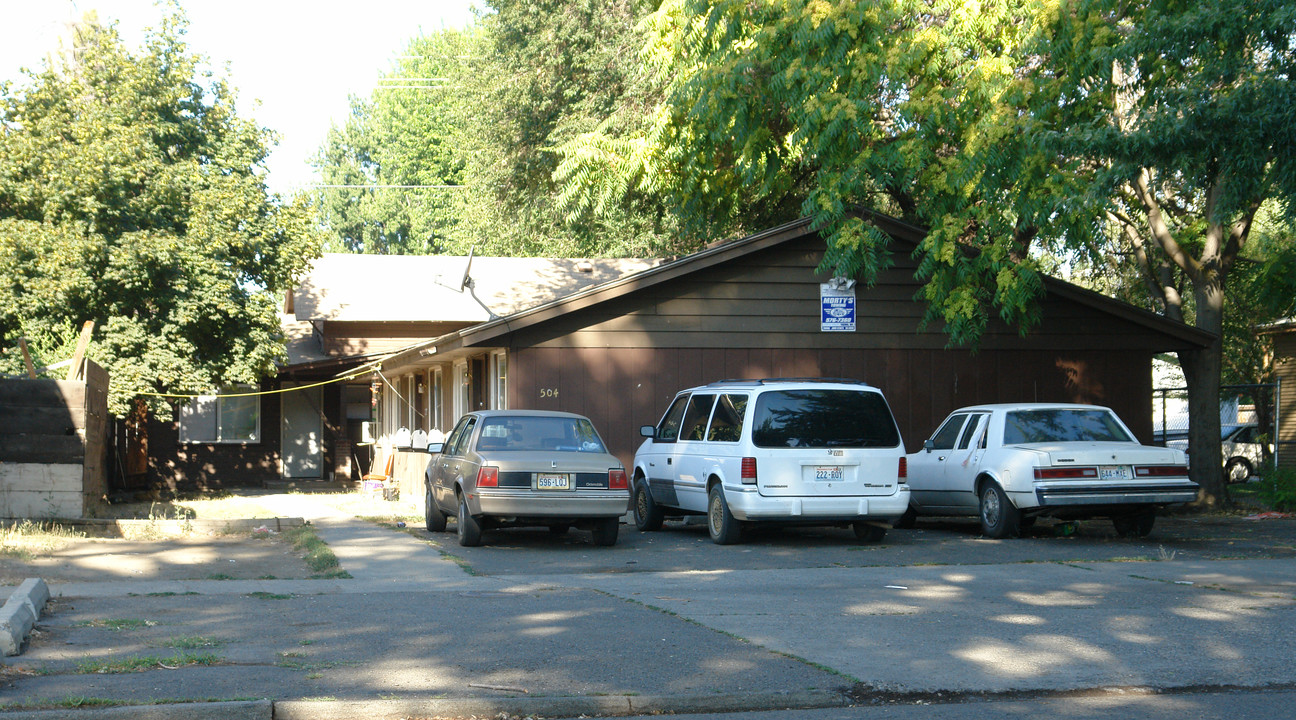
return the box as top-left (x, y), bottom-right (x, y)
top-left (1153, 381), bottom-right (1281, 480)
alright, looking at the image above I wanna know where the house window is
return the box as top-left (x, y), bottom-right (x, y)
top-left (179, 387), bottom-right (261, 444)
top-left (430, 368), bottom-right (444, 432)
top-left (492, 352), bottom-right (508, 410)
top-left (454, 360), bottom-right (469, 419)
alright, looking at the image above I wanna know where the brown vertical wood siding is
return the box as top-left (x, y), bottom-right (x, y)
top-left (1274, 330), bottom-right (1296, 470)
top-left (499, 235), bottom-right (1167, 471)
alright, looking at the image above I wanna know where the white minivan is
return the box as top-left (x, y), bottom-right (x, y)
top-left (632, 379), bottom-right (910, 544)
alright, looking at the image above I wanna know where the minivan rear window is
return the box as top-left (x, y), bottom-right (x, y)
top-left (751, 390), bottom-right (900, 448)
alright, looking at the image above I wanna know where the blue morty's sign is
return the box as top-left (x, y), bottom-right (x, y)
top-left (820, 283), bottom-right (856, 332)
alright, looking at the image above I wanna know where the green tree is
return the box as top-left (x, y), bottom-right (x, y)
top-left (313, 29), bottom-right (478, 254)
top-left (0, 9), bottom-right (321, 423)
top-left (1008, 0), bottom-right (1296, 504)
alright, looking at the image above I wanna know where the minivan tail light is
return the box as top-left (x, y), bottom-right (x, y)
top-left (476, 466), bottom-right (499, 487)
top-left (608, 468), bottom-right (628, 489)
top-left (741, 457), bottom-right (757, 484)
top-left (1034, 467), bottom-right (1098, 480)
top-left (898, 456), bottom-right (907, 481)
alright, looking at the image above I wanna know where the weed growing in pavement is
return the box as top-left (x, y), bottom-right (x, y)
top-left (0, 696), bottom-right (257, 712)
top-left (163, 636), bottom-right (226, 649)
top-left (207, 573), bottom-right (235, 580)
top-left (145, 591), bottom-right (199, 597)
top-left (75, 618), bottom-right (157, 631)
top-left (283, 523), bottom-right (351, 578)
top-left (0, 520), bottom-right (85, 560)
top-left (75, 652), bottom-right (221, 674)
top-left (245, 591), bottom-right (294, 600)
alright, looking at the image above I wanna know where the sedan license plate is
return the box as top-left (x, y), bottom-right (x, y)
top-left (535, 473), bottom-right (571, 490)
top-left (814, 466), bottom-right (845, 481)
top-left (1099, 465), bottom-right (1131, 481)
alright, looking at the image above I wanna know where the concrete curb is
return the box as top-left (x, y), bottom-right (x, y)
top-left (0, 518), bottom-right (306, 535)
top-left (272, 689), bottom-right (848, 720)
top-left (0, 700), bottom-right (271, 720)
top-left (0, 690), bottom-right (846, 720)
top-left (1, 578), bottom-right (49, 656)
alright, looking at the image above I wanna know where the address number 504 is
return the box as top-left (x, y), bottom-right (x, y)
top-left (540, 388), bottom-right (559, 398)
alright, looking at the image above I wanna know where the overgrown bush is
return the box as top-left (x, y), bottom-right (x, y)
top-left (1251, 467), bottom-right (1296, 512)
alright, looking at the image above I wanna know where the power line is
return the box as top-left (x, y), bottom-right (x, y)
top-left (311, 184), bottom-right (467, 189)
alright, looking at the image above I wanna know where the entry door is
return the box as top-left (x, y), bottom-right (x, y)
top-left (282, 382), bottom-right (323, 479)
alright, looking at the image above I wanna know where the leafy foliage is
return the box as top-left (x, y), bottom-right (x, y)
top-left (0, 9), bottom-right (321, 415)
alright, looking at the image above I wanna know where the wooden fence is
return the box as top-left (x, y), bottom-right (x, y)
top-left (0, 360), bottom-right (109, 518)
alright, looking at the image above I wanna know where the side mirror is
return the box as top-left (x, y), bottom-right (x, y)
top-left (923, 438), bottom-right (934, 453)
top-left (640, 425), bottom-right (656, 439)
top-left (426, 442), bottom-right (444, 454)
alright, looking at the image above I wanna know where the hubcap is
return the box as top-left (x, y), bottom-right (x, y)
top-left (709, 495), bottom-right (722, 533)
top-left (982, 488), bottom-right (1000, 525)
top-left (636, 488), bottom-right (648, 518)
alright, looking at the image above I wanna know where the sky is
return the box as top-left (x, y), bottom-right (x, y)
top-left (0, 0), bottom-right (478, 195)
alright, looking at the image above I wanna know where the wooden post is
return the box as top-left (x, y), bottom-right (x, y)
top-left (18, 337), bottom-right (37, 379)
top-left (66, 320), bottom-right (95, 381)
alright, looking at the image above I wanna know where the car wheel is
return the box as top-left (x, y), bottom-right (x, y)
top-left (590, 517), bottom-right (619, 546)
top-left (892, 506), bottom-right (917, 529)
top-left (979, 482), bottom-right (1021, 539)
top-left (1113, 510), bottom-right (1155, 538)
top-left (457, 495), bottom-right (483, 547)
top-left (853, 521), bottom-right (887, 542)
top-left (633, 479), bottom-right (665, 531)
top-left (1225, 457), bottom-right (1253, 484)
top-left (548, 523), bottom-right (571, 535)
top-left (425, 488), bottom-right (446, 532)
top-left (707, 484), bottom-right (743, 545)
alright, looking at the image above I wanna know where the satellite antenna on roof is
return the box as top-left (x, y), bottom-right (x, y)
top-left (458, 247), bottom-right (475, 292)
top-left (434, 246), bottom-right (499, 321)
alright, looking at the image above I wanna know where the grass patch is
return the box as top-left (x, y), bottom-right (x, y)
top-left (275, 659), bottom-right (358, 672)
top-left (163, 636), bottom-right (226, 649)
top-left (146, 591), bottom-right (200, 597)
top-left (0, 696), bottom-right (259, 712)
top-left (0, 520), bottom-right (86, 560)
top-left (75, 618), bottom-right (156, 631)
top-left (246, 591), bottom-right (294, 600)
top-left (76, 652), bottom-right (221, 674)
top-left (207, 573), bottom-right (235, 581)
top-left (284, 523), bottom-right (350, 577)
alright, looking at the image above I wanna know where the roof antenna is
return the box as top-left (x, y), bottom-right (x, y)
top-left (456, 248), bottom-right (500, 320)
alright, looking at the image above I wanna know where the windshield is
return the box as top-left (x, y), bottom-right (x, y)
top-left (751, 389), bottom-right (900, 448)
top-left (1003, 409), bottom-right (1134, 444)
top-left (476, 416), bottom-right (607, 453)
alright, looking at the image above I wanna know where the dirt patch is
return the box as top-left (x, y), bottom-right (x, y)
top-left (0, 532), bottom-right (313, 585)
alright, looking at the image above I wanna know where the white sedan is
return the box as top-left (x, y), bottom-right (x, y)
top-left (901, 403), bottom-right (1198, 538)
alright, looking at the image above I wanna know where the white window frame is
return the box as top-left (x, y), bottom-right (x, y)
top-left (491, 351), bottom-right (508, 410)
top-left (429, 368), bottom-right (444, 432)
top-left (453, 360), bottom-right (469, 419)
top-left (178, 386), bottom-right (261, 444)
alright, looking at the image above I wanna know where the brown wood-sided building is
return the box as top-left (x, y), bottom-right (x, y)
top-left (1262, 319), bottom-right (1296, 471)
top-left (376, 212), bottom-right (1215, 486)
top-left (141, 254), bottom-right (655, 492)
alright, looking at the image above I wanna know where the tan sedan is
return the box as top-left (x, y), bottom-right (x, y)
top-left (424, 410), bottom-right (629, 546)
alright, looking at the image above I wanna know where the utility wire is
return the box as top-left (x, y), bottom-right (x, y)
top-left (135, 367), bottom-right (376, 399)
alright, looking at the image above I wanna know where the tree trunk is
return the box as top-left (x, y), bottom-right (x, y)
top-left (1179, 282), bottom-right (1229, 508)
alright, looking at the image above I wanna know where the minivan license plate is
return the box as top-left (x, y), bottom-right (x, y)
top-left (536, 473), bottom-right (571, 490)
top-left (1099, 465), bottom-right (1131, 481)
top-left (814, 466), bottom-right (844, 481)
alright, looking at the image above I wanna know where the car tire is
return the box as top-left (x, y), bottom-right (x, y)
top-left (425, 488), bottom-right (446, 532)
top-left (707, 484), bottom-right (743, 545)
top-left (892, 506), bottom-right (917, 529)
top-left (548, 523), bottom-right (571, 535)
top-left (853, 521), bottom-right (887, 542)
top-left (1225, 457), bottom-right (1253, 484)
top-left (457, 495), bottom-right (483, 547)
top-left (590, 517), bottom-right (619, 546)
top-left (979, 482), bottom-right (1021, 539)
top-left (633, 480), bottom-right (665, 531)
top-left (1113, 510), bottom-right (1155, 538)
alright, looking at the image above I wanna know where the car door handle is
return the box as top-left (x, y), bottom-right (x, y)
top-left (667, 458), bottom-right (672, 465)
